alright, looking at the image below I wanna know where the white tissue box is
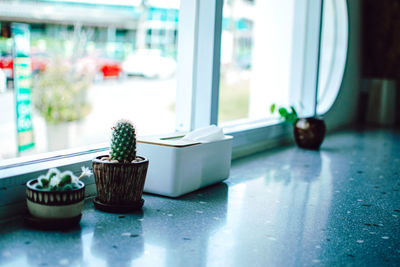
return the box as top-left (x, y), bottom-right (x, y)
top-left (137, 134), bottom-right (233, 197)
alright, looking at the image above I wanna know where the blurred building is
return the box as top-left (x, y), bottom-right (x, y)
top-left (0, 0), bottom-right (179, 59)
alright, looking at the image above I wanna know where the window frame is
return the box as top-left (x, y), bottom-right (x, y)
top-left (0, 0), bottom-right (343, 220)
top-left (175, 0), bottom-right (223, 131)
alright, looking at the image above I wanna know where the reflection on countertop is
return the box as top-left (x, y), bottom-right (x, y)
top-left (0, 128), bottom-right (399, 267)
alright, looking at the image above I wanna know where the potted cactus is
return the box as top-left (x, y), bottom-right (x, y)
top-left (92, 119), bottom-right (149, 213)
top-left (25, 166), bottom-right (91, 228)
top-left (270, 104), bottom-right (326, 150)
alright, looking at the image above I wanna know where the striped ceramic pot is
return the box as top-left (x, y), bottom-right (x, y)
top-left (26, 179), bottom-right (85, 219)
top-left (92, 155), bottom-right (149, 206)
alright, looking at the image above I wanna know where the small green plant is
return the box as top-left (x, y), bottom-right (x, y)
top-left (110, 120), bottom-right (137, 163)
top-left (35, 166), bottom-right (92, 191)
top-left (270, 104), bottom-right (298, 124)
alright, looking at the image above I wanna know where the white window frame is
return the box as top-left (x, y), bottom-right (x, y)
top-left (0, 0), bottom-right (335, 220)
top-left (176, 0), bottom-right (223, 131)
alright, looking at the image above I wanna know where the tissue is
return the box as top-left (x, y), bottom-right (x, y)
top-left (182, 125), bottom-right (225, 142)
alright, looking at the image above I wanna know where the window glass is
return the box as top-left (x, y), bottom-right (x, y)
top-left (0, 0), bottom-right (179, 161)
top-left (218, 0), bottom-right (295, 125)
top-left (219, 0), bottom-right (348, 125)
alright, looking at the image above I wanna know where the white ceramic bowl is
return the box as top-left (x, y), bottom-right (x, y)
top-left (26, 179), bottom-right (85, 219)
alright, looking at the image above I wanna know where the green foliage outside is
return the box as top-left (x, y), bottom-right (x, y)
top-left (32, 58), bottom-right (92, 124)
top-left (218, 74), bottom-right (250, 123)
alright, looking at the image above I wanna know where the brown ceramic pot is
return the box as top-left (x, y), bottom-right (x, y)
top-left (293, 117), bottom-right (326, 150)
top-left (92, 155), bottom-right (149, 212)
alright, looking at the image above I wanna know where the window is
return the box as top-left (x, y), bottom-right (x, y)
top-left (218, 0), bottom-right (348, 128)
top-left (0, 0), bottom-right (348, 216)
top-left (0, 1), bottom-right (179, 162)
top-left (219, 0), bottom-right (294, 125)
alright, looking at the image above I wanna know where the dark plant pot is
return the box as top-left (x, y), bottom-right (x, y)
top-left (294, 117), bottom-right (326, 150)
top-left (25, 179), bottom-right (85, 228)
top-left (92, 155), bottom-right (149, 212)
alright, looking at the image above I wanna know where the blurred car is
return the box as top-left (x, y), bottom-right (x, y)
top-left (77, 53), bottom-right (122, 81)
top-left (0, 54), bottom-right (13, 80)
top-left (122, 49), bottom-right (176, 79)
top-left (0, 51), bottom-right (49, 81)
top-left (98, 57), bottom-right (122, 79)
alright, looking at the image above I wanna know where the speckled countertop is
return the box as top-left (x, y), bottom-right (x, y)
top-left (0, 128), bottom-right (399, 267)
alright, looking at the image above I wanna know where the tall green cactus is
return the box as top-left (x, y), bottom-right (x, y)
top-left (110, 120), bottom-right (137, 163)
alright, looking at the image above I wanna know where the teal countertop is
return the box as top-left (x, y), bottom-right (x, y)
top-left (0, 128), bottom-right (399, 266)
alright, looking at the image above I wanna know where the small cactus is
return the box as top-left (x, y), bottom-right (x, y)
top-left (110, 120), bottom-right (137, 163)
top-left (34, 167), bottom-right (92, 191)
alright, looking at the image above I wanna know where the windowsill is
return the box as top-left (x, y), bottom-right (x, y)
top-left (0, 127), bottom-right (399, 265)
top-left (225, 120), bottom-right (293, 159)
top-left (0, 117), bottom-right (285, 173)
top-left (0, 143), bottom-right (109, 170)
top-left (221, 117), bottom-right (283, 133)
top-left (0, 119), bottom-right (294, 220)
